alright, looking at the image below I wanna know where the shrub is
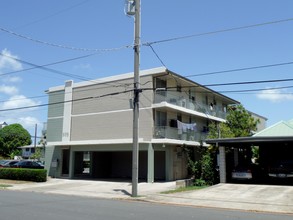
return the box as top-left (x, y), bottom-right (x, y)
top-left (0, 168), bottom-right (47, 182)
top-left (194, 178), bottom-right (207, 186)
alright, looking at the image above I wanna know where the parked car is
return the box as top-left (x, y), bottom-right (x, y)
top-left (232, 165), bottom-right (252, 180)
top-left (268, 160), bottom-right (293, 178)
top-left (1, 160), bottom-right (19, 168)
top-left (231, 163), bottom-right (262, 181)
top-left (0, 160), bottom-right (10, 167)
top-left (11, 160), bottom-right (44, 169)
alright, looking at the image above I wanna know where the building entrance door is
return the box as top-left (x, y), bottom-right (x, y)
top-left (62, 149), bottom-right (70, 176)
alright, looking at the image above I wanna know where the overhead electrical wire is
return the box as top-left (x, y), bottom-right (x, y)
top-left (14, 0), bottom-right (91, 30)
top-left (1, 17), bottom-right (293, 52)
top-left (0, 26), bottom-right (132, 52)
top-left (0, 52), bottom-right (97, 77)
top-left (0, 52), bottom-right (131, 88)
top-left (203, 78), bottom-right (293, 87)
top-left (184, 61), bottom-right (293, 77)
top-left (143, 17), bottom-right (293, 46)
top-left (146, 44), bottom-right (167, 67)
top-left (2, 76), bottom-right (293, 113)
top-left (0, 89), bottom-right (133, 112)
top-left (213, 85), bottom-right (293, 94)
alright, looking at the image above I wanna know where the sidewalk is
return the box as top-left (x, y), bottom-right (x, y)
top-left (3, 178), bottom-right (293, 214)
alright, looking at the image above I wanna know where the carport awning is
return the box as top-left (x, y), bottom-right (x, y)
top-left (206, 136), bottom-right (293, 147)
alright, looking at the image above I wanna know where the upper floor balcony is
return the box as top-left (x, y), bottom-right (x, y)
top-left (154, 126), bottom-right (208, 142)
top-left (153, 91), bottom-right (227, 120)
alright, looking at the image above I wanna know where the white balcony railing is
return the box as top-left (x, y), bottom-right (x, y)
top-left (154, 126), bottom-right (208, 142)
top-left (154, 92), bottom-right (227, 120)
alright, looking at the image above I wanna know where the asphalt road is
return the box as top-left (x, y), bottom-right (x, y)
top-left (0, 191), bottom-right (292, 220)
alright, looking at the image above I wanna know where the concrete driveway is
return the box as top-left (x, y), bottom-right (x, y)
top-left (3, 178), bottom-right (293, 214)
top-left (147, 183), bottom-right (293, 214)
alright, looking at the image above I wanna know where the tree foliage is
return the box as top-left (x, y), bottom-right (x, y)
top-left (226, 105), bottom-right (259, 137)
top-left (0, 124), bottom-right (32, 157)
top-left (208, 104), bottom-right (259, 138)
top-left (184, 146), bottom-right (217, 186)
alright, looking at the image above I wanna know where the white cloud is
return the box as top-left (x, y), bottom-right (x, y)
top-left (74, 63), bottom-right (92, 71)
top-left (0, 84), bottom-right (19, 95)
top-left (256, 89), bottom-right (293, 103)
top-left (0, 96), bottom-right (43, 136)
top-left (2, 76), bottom-right (22, 83)
top-left (0, 95), bottom-right (40, 110)
top-left (0, 48), bottom-right (23, 72)
top-left (4, 116), bottom-right (42, 137)
top-left (18, 116), bottom-right (41, 128)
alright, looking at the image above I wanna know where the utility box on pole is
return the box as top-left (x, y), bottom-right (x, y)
top-left (126, 0), bottom-right (136, 16)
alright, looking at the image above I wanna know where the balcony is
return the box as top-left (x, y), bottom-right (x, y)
top-left (154, 91), bottom-right (227, 120)
top-left (154, 126), bottom-right (208, 142)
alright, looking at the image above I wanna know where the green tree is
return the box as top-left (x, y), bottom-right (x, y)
top-left (207, 122), bottom-right (235, 139)
top-left (30, 148), bottom-right (43, 160)
top-left (0, 124), bottom-right (32, 157)
top-left (226, 105), bottom-right (259, 137)
top-left (208, 104), bottom-right (259, 138)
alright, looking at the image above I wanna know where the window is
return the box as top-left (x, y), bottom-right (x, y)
top-left (155, 78), bottom-right (167, 96)
top-left (155, 111), bottom-right (167, 126)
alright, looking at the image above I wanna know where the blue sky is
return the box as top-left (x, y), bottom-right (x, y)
top-left (0, 0), bottom-right (293, 138)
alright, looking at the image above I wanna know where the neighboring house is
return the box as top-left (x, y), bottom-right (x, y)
top-left (0, 122), bottom-right (8, 129)
top-left (45, 67), bottom-right (240, 182)
top-left (18, 145), bottom-right (45, 160)
top-left (249, 111), bottom-right (267, 132)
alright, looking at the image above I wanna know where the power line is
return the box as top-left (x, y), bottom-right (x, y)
top-left (144, 17), bottom-right (293, 46)
top-left (142, 78), bottom-right (293, 91)
top-left (0, 52), bottom-right (97, 77)
top-left (216, 85), bottom-right (293, 94)
top-left (2, 17), bottom-right (293, 52)
top-left (0, 89), bottom-right (133, 112)
top-left (203, 78), bottom-right (293, 87)
top-left (0, 26), bottom-right (132, 52)
top-left (2, 80), bottom-right (293, 113)
top-left (184, 61), bottom-right (293, 77)
top-left (0, 52), bottom-right (130, 88)
top-left (14, 0), bottom-right (91, 30)
top-left (146, 44), bottom-right (167, 67)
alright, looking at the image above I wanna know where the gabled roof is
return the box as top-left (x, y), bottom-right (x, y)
top-left (253, 120), bottom-right (293, 137)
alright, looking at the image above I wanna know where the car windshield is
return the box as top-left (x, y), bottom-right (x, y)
top-left (0, 160), bottom-right (8, 165)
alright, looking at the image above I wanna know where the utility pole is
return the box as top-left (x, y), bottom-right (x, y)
top-left (34, 123), bottom-right (37, 148)
top-left (131, 0), bottom-right (141, 197)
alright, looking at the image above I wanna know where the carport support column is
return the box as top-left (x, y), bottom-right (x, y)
top-left (219, 146), bottom-right (227, 183)
top-left (69, 148), bottom-right (74, 179)
top-left (147, 143), bottom-right (154, 183)
top-left (234, 148), bottom-right (239, 167)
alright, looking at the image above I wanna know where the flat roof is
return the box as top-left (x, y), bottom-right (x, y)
top-left (206, 136), bottom-right (293, 146)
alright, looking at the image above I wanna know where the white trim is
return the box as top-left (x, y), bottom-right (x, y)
top-left (152, 102), bottom-right (226, 123)
top-left (151, 138), bottom-right (201, 146)
top-left (47, 138), bottom-right (201, 147)
top-left (71, 106), bottom-right (152, 117)
top-left (47, 116), bottom-right (63, 120)
top-left (47, 138), bottom-right (143, 146)
top-left (18, 145), bottom-right (44, 149)
top-left (48, 67), bottom-right (166, 92)
top-left (72, 108), bottom-right (132, 117)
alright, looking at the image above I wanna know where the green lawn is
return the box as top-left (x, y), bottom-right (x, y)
top-left (161, 185), bottom-right (208, 194)
top-left (0, 184), bottom-right (12, 188)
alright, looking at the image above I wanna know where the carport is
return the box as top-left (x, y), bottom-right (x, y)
top-left (206, 136), bottom-right (293, 184)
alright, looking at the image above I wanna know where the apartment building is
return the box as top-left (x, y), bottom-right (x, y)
top-left (45, 67), bottom-right (239, 182)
